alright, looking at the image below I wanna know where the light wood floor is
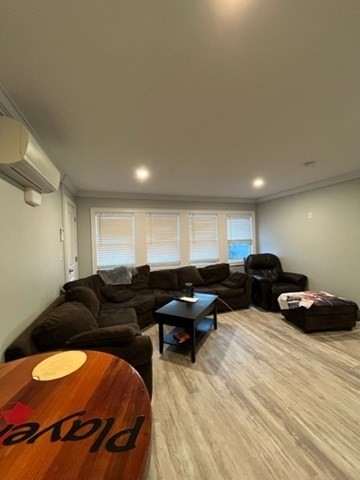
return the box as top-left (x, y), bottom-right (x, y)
top-left (146, 307), bottom-right (360, 480)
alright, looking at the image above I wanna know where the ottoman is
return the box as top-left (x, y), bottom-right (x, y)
top-left (278, 291), bottom-right (358, 333)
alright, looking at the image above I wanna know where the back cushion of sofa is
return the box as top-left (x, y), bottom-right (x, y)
top-left (63, 274), bottom-right (105, 302)
top-left (101, 285), bottom-right (136, 303)
top-left (65, 286), bottom-right (101, 317)
top-left (176, 266), bottom-right (205, 288)
top-left (221, 272), bottom-right (248, 288)
top-left (32, 302), bottom-right (98, 351)
top-left (131, 265), bottom-right (151, 289)
top-left (198, 263), bottom-right (230, 285)
top-left (150, 269), bottom-right (179, 290)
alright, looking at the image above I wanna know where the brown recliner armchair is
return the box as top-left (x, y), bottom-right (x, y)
top-left (244, 253), bottom-right (307, 311)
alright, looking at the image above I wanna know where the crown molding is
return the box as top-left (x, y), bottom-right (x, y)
top-left (256, 170), bottom-right (360, 203)
top-left (0, 84), bottom-right (32, 126)
top-left (75, 190), bottom-right (255, 204)
top-left (61, 175), bottom-right (78, 195)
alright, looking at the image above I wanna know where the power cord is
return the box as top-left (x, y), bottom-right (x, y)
top-left (217, 297), bottom-right (245, 319)
top-left (216, 298), bottom-right (359, 337)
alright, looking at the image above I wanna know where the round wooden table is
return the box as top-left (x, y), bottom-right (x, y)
top-left (0, 350), bottom-right (151, 480)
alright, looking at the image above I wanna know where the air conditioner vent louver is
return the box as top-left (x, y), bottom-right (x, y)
top-left (10, 163), bottom-right (48, 192)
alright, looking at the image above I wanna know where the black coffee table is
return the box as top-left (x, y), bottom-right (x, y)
top-left (155, 293), bottom-right (218, 362)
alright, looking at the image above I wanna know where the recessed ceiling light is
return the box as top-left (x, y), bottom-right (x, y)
top-left (253, 178), bottom-right (265, 188)
top-left (135, 167), bottom-right (150, 182)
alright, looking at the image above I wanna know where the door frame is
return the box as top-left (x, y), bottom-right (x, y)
top-left (62, 193), bottom-right (78, 282)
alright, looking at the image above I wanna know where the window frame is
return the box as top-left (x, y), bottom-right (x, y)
top-left (91, 207), bottom-right (256, 272)
top-left (226, 213), bottom-right (254, 264)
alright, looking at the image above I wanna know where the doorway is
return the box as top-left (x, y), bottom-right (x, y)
top-left (63, 195), bottom-right (78, 282)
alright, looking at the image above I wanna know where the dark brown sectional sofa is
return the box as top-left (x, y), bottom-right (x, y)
top-left (5, 263), bottom-right (253, 397)
top-left (62, 263), bottom-right (253, 329)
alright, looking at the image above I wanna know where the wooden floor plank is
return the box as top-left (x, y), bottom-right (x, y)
top-left (146, 307), bottom-right (360, 480)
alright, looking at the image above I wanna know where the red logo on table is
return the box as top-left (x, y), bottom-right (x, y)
top-left (1, 402), bottom-right (33, 425)
top-left (0, 403), bottom-right (145, 454)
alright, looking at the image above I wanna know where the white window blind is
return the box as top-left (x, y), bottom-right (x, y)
top-left (227, 214), bottom-right (253, 262)
top-left (95, 212), bottom-right (135, 268)
top-left (146, 213), bottom-right (180, 266)
top-left (190, 214), bottom-right (219, 264)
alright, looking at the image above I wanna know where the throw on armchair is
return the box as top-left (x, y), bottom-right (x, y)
top-left (244, 253), bottom-right (307, 311)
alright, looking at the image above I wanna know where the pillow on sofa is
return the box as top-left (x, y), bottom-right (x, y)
top-left (101, 286), bottom-right (135, 303)
top-left (97, 266), bottom-right (138, 285)
top-left (150, 269), bottom-right (179, 290)
top-left (32, 302), bottom-right (98, 351)
top-left (63, 274), bottom-right (106, 302)
top-left (221, 272), bottom-right (248, 289)
top-left (176, 266), bottom-right (204, 288)
top-left (198, 263), bottom-right (230, 285)
top-left (131, 265), bottom-right (151, 290)
top-left (65, 286), bottom-right (100, 317)
top-left (65, 324), bottom-right (140, 347)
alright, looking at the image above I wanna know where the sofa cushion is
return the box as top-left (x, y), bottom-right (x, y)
top-left (131, 264), bottom-right (151, 290)
top-left (221, 272), bottom-right (248, 289)
top-left (65, 286), bottom-right (101, 317)
top-left (65, 324), bottom-right (141, 348)
top-left (153, 289), bottom-right (183, 308)
top-left (118, 293), bottom-right (156, 315)
top-left (214, 285), bottom-right (245, 299)
top-left (272, 283), bottom-right (302, 296)
top-left (198, 263), bottom-right (230, 285)
top-left (97, 305), bottom-right (138, 327)
top-left (194, 285), bottom-right (217, 295)
top-left (150, 269), bottom-right (179, 290)
top-left (101, 286), bottom-right (135, 303)
top-left (63, 274), bottom-right (106, 302)
top-left (176, 266), bottom-right (205, 288)
top-left (32, 302), bottom-right (98, 351)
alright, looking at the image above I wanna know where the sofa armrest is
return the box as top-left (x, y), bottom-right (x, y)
top-left (242, 275), bottom-right (254, 305)
top-left (279, 272), bottom-right (307, 289)
top-left (93, 335), bottom-right (153, 367)
top-left (65, 324), bottom-right (140, 348)
top-left (252, 274), bottom-right (273, 284)
top-left (79, 335), bottom-right (154, 397)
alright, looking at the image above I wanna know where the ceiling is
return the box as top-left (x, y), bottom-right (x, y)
top-left (1, 0), bottom-right (360, 201)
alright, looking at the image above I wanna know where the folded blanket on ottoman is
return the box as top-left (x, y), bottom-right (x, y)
top-left (278, 291), bottom-right (356, 310)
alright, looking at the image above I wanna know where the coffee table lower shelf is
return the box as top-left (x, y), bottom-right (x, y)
top-left (163, 317), bottom-right (213, 348)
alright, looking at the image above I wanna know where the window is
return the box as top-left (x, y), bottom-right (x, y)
top-left (146, 213), bottom-right (180, 267)
top-left (94, 212), bottom-right (135, 269)
top-left (189, 214), bottom-right (219, 264)
top-left (91, 208), bottom-right (255, 272)
top-left (227, 214), bottom-right (253, 262)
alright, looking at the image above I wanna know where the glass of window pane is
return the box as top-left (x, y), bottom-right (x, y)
top-left (228, 241), bottom-right (251, 262)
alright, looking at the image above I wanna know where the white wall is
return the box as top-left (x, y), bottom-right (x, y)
top-left (257, 178), bottom-right (360, 306)
top-left (0, 178), bottom-right (65, 360)
top-left (76, 197), bottom-right (257, 278)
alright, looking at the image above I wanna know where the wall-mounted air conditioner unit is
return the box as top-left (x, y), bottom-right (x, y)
top-left (0, 116), bottom-right (60, 193)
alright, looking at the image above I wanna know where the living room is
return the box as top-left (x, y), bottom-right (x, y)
top-left (1, 1), bottom-right (360, 479)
